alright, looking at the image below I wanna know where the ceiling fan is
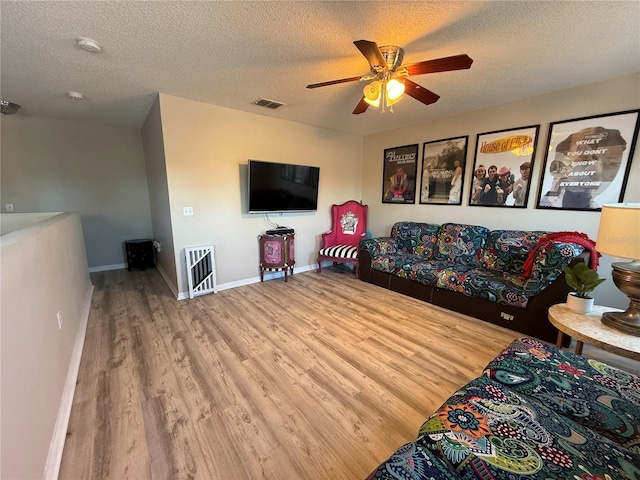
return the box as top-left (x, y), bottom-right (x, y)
top-left (307, 40), bottom-right (473, 114)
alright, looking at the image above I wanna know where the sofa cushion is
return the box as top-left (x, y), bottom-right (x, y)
top-left (484, 337), bottom-right (640, 450)
top-left (436, 267), bottom-right (530, 308)
top-left (434, 223), bottom-right (490, 264)
top-left (481, 230), bottom-right (546, 275)
top-left (390, 222), bottom-right (440, 259)
top-left (371, 255), bottom-right (471, 286)
top-left (416, 375), bottom-right (640, 479)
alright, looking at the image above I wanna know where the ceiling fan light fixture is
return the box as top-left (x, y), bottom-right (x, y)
top-left (363, 80), bottom-right (382, 107)
top-left (386, 79), bottom-right (405, 101)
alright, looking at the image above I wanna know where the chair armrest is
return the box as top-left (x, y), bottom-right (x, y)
top-left (524, 244), bottom-right (588, 293)
top-left (359, 237), bottom-right (397, 258)
top-left (320, 230), bottom-right (336, 249)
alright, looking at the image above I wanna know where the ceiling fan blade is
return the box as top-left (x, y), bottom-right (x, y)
top-left (354, 40), bottom-right (387, 70)
top-left (352, 97), bottom-right (369, 115)
top-left (403, 78), bottom-right (440, 105)
top-left (306, 75), bottom-right (363, 89)
top-left (403, 54), bottom-right (473, 76)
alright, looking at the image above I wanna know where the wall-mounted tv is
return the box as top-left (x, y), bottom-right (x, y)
top-left (248, 160), bottom-right (320, 213)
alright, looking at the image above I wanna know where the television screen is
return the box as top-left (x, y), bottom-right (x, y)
top-left (248, 160), bottom-right (320, 213)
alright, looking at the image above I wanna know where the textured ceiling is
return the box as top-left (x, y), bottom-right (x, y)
top-left (1, 1), bottom-right (639, 136)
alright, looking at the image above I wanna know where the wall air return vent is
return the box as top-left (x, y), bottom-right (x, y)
top-left (185, 245), bottom-right (217, 298)
top-left (253, 98), bottom-right (286, 109)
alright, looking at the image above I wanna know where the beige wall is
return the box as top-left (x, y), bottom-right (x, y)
top-left (0, 115), bottom-right (153, 268)
top-left (1, 213), bottom-right (93, 480)
top-left (157, 93), bottom-right (363, 296)
top-left (141, 97), bottom-right (178, 294)
top-left (362, 73), bottom-right (640, 309)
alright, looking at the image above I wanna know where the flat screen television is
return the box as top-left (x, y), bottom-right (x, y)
top-left (248, 160), bottom-right (320, 213)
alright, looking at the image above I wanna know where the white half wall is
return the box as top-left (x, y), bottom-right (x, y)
top-left (0, 213), bottom-right (93, 480)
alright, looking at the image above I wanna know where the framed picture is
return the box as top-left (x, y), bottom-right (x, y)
top-left (420, 136), bottom-right (468, 205)
top-left (469, 125), bottom-right (540, 208)
top-left (382, 144), bottom-right (419, 204)
top-left (536, 109), bottom-right (640, 211)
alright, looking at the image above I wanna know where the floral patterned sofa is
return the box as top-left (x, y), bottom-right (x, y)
top-left (367, 337), bottom-right (640, 480)
top-left (359, 222), bottom-right (589, 343)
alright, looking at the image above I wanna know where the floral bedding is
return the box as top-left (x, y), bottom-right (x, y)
top-left (367, 338), bottom-right (640, 480)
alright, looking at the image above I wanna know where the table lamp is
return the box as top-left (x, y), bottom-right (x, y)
top-left (595, 203), bottom-right (640, 335)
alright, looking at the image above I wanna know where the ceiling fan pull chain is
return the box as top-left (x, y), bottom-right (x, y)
top-left (381, 80), bottom-right (386, 113)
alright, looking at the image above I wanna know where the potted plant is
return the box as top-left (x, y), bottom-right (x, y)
top-left (563, 262), bottom-right (606, 314)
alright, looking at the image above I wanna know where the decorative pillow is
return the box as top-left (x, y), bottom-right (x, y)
top-left (390, 222), bottom-right (440, 258)
top-left (434, 223), bottom-right (490, 264)
top-left (480, 230), bottom-right (546, 274)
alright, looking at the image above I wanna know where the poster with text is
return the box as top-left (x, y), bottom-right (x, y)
top-left (382, 144), bottom-right (419, 204)
top-left (469, 125), bottom-right (539, 208)
top-left (536, 110), bottom-right (640, 211)
top-left (420, 136), bottom-right (468, 205)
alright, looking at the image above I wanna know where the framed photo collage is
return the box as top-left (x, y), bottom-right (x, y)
top-left (380, 109), bottom-right (639, 211)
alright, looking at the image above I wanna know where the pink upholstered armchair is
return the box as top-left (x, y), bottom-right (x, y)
top-left (317, 200), bottom-right (368, 278)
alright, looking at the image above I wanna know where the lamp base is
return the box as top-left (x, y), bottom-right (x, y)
top-left (602, 261), bottom-right (640, 337)
top-left (601, 310), bottom-right (640, 336)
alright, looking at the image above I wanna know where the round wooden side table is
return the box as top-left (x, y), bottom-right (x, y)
top-left (548, 303), bottom-right (640, 361)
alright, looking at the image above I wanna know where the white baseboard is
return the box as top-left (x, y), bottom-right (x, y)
top-left (43, 283), bottom-right (94, 480)
top-left (88, 263), bottom-right (126, 273)
top-left (177, 264), bottom-right (316, 299)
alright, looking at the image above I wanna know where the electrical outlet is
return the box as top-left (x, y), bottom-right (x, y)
top-left (183, 206), bottom-right (194, 216)
top-left (57, 311), bottom-right (62, 329)
top-left (5, 203), bottom-right (14, 212)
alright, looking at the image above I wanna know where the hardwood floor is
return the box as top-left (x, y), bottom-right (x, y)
top-left (59, 267), bottom-right (637, 479)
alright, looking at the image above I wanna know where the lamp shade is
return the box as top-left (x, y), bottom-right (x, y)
top-left (386, 79), bottom-right (405, 101)
top-left (595, 203), bottom-right (640, 259)
top-left (363, 81), bottom-right (381, 107)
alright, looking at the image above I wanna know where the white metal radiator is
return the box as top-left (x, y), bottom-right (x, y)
top-left (185, 245), bottom-right (217, 299)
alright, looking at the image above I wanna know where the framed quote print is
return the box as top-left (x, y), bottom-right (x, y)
top-left (420, 136), bottom-right (468, 205)
top-left (469, 125), bottom-right (540, 208)
top-left (382, 144), bottom-right (419, 204)
top-left (536, 109), bottom-right (640, 211)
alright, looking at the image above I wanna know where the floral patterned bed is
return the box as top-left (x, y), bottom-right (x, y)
top-left (367, 338), bottom-right (640, 479)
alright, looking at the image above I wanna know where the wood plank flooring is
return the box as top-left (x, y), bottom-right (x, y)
top-left (59, 267), bottom-right (637, 479)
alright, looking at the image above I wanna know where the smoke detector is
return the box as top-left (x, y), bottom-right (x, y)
top-left (77, 37), bottom-right (102, 53)
top-left (1, 100), bottom-right (21, 114)
top-left (67, 91), bottom-right (85, 101)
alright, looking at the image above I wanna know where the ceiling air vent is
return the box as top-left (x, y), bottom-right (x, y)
top-left (253, 98), bottom-right (286, 109)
